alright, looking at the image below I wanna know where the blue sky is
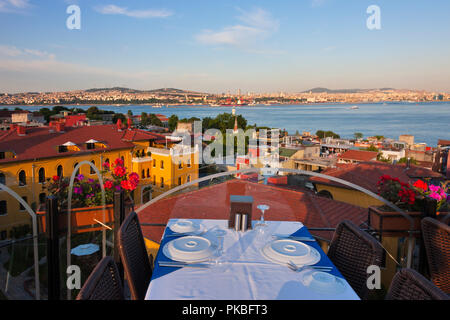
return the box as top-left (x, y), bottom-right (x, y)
top-left (0, 0), bottom-right (450, 93)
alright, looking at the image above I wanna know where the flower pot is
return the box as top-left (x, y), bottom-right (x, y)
top-left (368, 206), bottom-right (449, 238)
top-left (37, 205), bottom-right (114, 234)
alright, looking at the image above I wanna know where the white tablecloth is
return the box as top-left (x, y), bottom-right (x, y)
top-left (146, 219), bottom-right (360, 300)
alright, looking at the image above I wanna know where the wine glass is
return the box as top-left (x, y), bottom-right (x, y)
top-left (255, 204), bottom-right (269, 228)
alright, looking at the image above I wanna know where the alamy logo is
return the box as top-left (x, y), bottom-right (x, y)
top-left (366, 5), bottom-right (381, 30)
top-left (66, 5), bottom-right (81, 30)
top-left (366, 265), bottom-right (381, 290)
top-left (66, 265), bottom-right (81, 290)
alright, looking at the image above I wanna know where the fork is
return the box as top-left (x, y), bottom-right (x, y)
top-left (287, 260), bottom-right (332, 273)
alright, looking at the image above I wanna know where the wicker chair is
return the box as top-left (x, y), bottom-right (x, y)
top-left (421, 217), bottom-right (450, 294)
top-left (118, 211), bottom-right (153, 300)
top-left (386, 268), bottom-right (448, 300)
top-left (327, 220), bottom-right (384, 300)
top-left (76, 256), bottom-right (124, 300)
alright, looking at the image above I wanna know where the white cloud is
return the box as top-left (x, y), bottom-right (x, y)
top-left (95, 4), bottom-right (173, 18)
top-left (0, 0), bottom-right (30, 12)
top-left (195, 8), bottom-right (279, 48)
top-left (0, 45), bottom-right (55, 59)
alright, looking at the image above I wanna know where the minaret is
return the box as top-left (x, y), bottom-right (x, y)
top-left (232, 107), bottom-right (236, 116)
top-left (233, 116), bottom-right (238, 134)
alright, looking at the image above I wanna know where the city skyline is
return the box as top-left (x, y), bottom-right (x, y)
top-left (1, 0), bottom-right (450, 93)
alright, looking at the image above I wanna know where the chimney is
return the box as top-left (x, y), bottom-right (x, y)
top-left (17, 125), bottom-right (26, 136)
top-left (406, 157), bottom-right (411, 169)
top-left (127, 117), bottom-right (133, 130)
top-left (117, 118), bottom-right (123, 131)
top-left (55, 122), bottom-right (65, 133)
top-left (10, 123), bottom-right (16, 131)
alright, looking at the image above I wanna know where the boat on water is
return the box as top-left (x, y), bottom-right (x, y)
top-left (349, 105), bottom-right (359, 110)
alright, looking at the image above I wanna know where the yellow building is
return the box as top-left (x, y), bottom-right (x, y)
top-left (0, 123), bottom-right (198, 239)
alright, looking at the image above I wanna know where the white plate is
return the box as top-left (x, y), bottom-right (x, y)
top-left (162, 236), bottom-right (215, 263)
top-left (261, 239), bottom-right (321, 266)
top-left (169, 220), bottom-right (204, 234)
top-left (300, 270), bottom-right (347, 295)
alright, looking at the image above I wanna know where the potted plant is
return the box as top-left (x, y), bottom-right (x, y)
top-left (368, 175), bottom-right (423, 237)
top-left (37, 158), bottom-right (139, 234)
top-left (412, 179), bottom-right (449, 214)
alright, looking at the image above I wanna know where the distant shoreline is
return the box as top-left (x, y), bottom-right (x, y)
top-left (1, 101), bottom-right (449, 108)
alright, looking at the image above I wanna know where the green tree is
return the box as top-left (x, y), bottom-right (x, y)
top-left (316, 130), bottom-right (340, 139)
top-left (168, 115), bottom-right (179, 131)
top-left (148, 114), bottom-right (163, 126)
top-left (364, 145), bottom-right (379, 152)
top-left (141, 112), bottom-right (149, 126)
top-left (354, 132), bottom-right (363, 140)
top-left (112, 113), bottom-right (126, 124)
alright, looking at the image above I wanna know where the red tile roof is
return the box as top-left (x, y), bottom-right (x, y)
top-left (310, 161), bottom-right (444, 193)
top-left (137, 180), bottom-right (367, 243)
top-left (438, 139), bottom-right (450, 146)
top-left (338, 150), bottom-right (378, 162)
top-left (0, 125), bottom-right (166, 164)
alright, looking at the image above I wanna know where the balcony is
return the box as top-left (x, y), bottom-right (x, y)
top-left (0, 167), bottom-right (448, 301)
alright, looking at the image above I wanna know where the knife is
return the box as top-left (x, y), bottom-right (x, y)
top-left (158, 261), bottom-right (211, 268)
top-left (273, 235), bottom-right (315, 242)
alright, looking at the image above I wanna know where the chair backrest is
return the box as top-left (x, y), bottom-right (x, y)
top-left (76, 256), bottom-right (124, 300)
top-left (118, 211), bottom-right (152, 300)
top-left (421, 217), bottom-right (450, 294)
top-left (386, 268), bottom-right (448, 300)
top-left (327, 220), bottom-right (384, 300)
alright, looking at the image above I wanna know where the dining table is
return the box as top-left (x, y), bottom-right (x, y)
top-left (145, 219), bottom-right (360, 300)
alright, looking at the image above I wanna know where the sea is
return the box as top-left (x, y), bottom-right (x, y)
top-left (5, 101), bottom-right (450, 147)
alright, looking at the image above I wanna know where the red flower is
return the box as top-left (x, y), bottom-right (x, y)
top-left (103, 180), bottom-right (113, 189)
top-left (114, 158), bottom-right (124, 167)
top-left (114, 166), bottom-right (126, 178)
top-left (52, 175), bottom-right (60, 182)
top-left (413, 179), bottom-right (428, 192)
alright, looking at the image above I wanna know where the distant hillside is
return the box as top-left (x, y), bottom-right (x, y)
top-left (302, 87), bottom-right (395, 94)
top-left (84, 87), bottom-right (207, 95)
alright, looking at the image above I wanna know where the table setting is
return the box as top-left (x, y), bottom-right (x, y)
top-left (146, 205), bottom-right (360, 300)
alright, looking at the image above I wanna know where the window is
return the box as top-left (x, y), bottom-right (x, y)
top-left (187, 175), bottom-right (191, 183)
top-left (146, 168), bottom-right (150, 178)
top-left (187, 159), bottom-right (191, 168)
top-left (178, 161), bottom-right (182, 169)
top-left (19, 170), bottom-right (26, 186)
top-left (0, 152), bottom-right (5, 159)
top-left (19, 196), bottom-right (27, 211)
top-left (86, 143), bottom-right (95, 150)
top-left (160, 160), bottom-right (164, 169)
top-left (142, 169), bottom-right (145, 179)
top-left (153, 159), bottom-right (156, 167)
top-left (160, 177), bottom-right (164, 188)
top-left (90, 161), bottom-right (96, 174)
top-left (0, 173), bottom-right (5, 185)
top-left (104, 158), bottom-right (110, 171)
top-left (178, 177), bottom-right (182, 185)
top-left (0, 201), bottom-right (6, 216)
top-left (153, 175), bottom-right (156, 185)
top-left (38, 168), bottom-right (45, 183)
top-left (58, 145), bottom-right (68, 153)
top-left (0, 230), bottom-right (6, 240)
top-left (39, 193), bottom-right (46, 204)
top-left (57, 165), bottom-right (63, 178)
